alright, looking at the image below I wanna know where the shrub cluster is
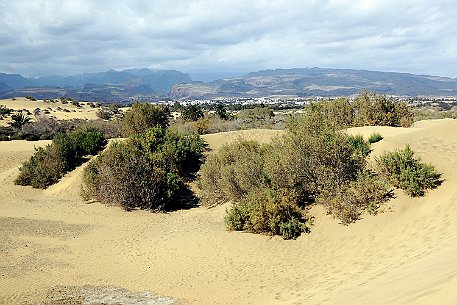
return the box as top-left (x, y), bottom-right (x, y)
top-left (1, 116), bottom-right (122, 141)
top-left (199, 112), bottom-right (391, 237)
top-left (225, 189), bottom-right (310, 240)
top-left (81, 127), bottom-right (204, 211)
top-left (376, 146), bottom-right (441, 196)
top-left (320, 171), bottom-right (391, 224)
top-left (121, 102), bottom-right (170, 136)
top-left (0, 105), bottom-right (13, 118)
top-left (15, 128), bottom-right (106, 189)
top-left (309, 92), bottom-right (414, 129)
top-left (169, 107), bottom-right (286, 135)
top-left (199, 140), bottom-right (268, 205)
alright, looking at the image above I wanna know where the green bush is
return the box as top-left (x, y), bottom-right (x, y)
top-left (199, 110), bottom-right (441, 237)
top-left (308, 92), bottom-right (414, 128)
top-left (347, 134), bottom-right (371, 158)
top-left (376, 146), bottom-right (441, 196)
top-left (368, 132), bottom-right (383, 143)
top-left (0, 105), bottom-right (13, 117)
top-left (237, 107), bottom-right (275, 129)
top-left (353, 91), bottom-right (413, 127)
top-left (182, 105), bottom-right (204, 122)
top-left (225, 189), bottom-right (310, 239)
top-left (265, 112), bottom-right (366, 201)
top-left (307, 98), bottom-right (354, 129)
top-left (82, 127), bottom-right (204, 211)
top-left (121, 102), bottom-right (170, 136)
top-left (320, 171), bottom-right (391, 224)
top-left (198, 140), bottom-right (268, 206)
top-left (15, 128), bottom-right (106, 189)
top-left (200, 112), bottom-right (379, 236)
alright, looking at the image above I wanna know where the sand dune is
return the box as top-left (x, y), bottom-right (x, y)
top-left (0, 97), bottom-right (99, 123)
top-left (1, 120), bottom-right (457, 305)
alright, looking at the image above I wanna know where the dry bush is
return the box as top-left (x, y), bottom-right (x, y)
top-left (319, 171), bottom-right (392, 224)
top-left (199, 111), bottom-right (392, 236)
top-left (198, 140), bottom-right (268, 206)
top-left (82, 127), bottom-right (204, 211)
top-left (225, 188), bottom-right (310, 239)
top-left (265, 112), bottom-right (366, 202)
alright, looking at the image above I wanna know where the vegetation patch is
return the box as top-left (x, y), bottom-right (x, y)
top-left (368, 132), bottom-right (383, 143)
top-left (199, 111), bottom-right (392, 238)
top-left (376, 146), bottom-right (441, 196)
top-left (225, 189), bottom-right (311, 240)
top-left (15, 128), bottom-right (106, 189)
top-left (121, 102), bottom-right (170, 136)
top-left (82, 127), bottom-right (204, 211)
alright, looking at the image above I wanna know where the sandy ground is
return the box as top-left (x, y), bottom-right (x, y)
top-left (1, 119), bottom-right (457, 304)
top-left (0, 98), bottom-right (99, 124)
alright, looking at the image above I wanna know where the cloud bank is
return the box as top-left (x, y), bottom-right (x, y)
top-left (1, 0), bottom-right (456, 78)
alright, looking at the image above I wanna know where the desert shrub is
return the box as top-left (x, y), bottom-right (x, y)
top-left (81, 140), bottom-right (173, 211)
top-left (376, 146), bottom-right (441, 196)
top-left (200, 111), bottom-right (394, 236)
top-left (82, 127), bottom-right (204, 211)
top-left (265, 112), bottom-right (366, 202)
top-left (0, 105), bottom-right (13, 117)
top-left (308, 98), bottom-right (354, 129)
top-left (368, 132), bottom-right (383, 143)
top-left (15, 128), bottom-right (106, 189)
top-left (0, 126), bottom-right (14, 141)
top-left (225, 188), bottom-right (310, 239)
top-left (170, 116), bottom-right (241, 135)
top-left (133, 127), bottom-right (205, 179)
top-left (121, 102), bottom-right (170, 136)
top-left (198, 140), bottom-right (268, 206)
top-left (347, 134), bottom-right (371, 158)
top-left (96, 108), bottom-right (114, 120)
top-left (19, 115), bottom-right (64, 140)
top-left (237, 107), bottom-right (275, 128)
top-left (182, 105), bottom-right (204, 122)
top-left (194, 117), bottom-right (210, 134)
top-left (75, 119), bottom-right (122, 139)
top-left (15, 145), bottom-right (67, 188)
top-left (353, 91), bottom-right (413, 127)
top-left (319, 171), bottom-right (391, 224)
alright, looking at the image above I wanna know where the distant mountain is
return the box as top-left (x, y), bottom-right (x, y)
top-left (0, 68), bottom-right (191, 102)
top-left (0, 73), bottom-right (33, 90)
top-left (170, 68), bottom-right (457, 99)
top-left (2, 67), bottom-right (457, 102)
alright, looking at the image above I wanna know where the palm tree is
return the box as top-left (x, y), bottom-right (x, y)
top-left (9, 111), bottom-right (31, 129)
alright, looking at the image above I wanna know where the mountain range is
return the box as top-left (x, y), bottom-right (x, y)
top-left (1, 67), bottom-right (457, 102)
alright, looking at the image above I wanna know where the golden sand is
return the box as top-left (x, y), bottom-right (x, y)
top-left (1, 118), bottom-right (457, 304)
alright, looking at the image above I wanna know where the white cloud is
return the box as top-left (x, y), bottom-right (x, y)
top-left (0, 0), bottom-right (456, 77)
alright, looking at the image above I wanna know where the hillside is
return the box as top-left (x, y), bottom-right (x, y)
top-left (170, 67), bottom-right (457, 99)
top-left (3, 68), bottom-right (457, 102)
top-left (1, 119), bottom-right (457, 304)
top-left (0, 69), bottom-right (191, 102)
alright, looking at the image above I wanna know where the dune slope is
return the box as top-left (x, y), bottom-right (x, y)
top-left (1, 121), bottom-right (457, 305)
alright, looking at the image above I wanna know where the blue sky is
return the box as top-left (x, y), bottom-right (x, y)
top-left (1, 0), bottom-right (456, 79)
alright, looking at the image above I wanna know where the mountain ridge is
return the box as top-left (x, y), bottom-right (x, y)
top-left (2, 67), bottom-right (457, 102)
